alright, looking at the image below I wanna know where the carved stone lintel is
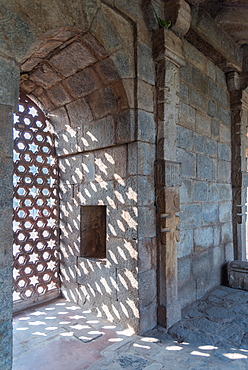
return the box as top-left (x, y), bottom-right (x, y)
top-left (152, 28), bottom-right (185, 67)
top-left (165, 0), bottom-right (191, 38)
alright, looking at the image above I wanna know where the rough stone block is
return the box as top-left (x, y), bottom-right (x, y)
top-left (138, 42), bottom-right (155, 85)
top-left (218, 106), bottom-right (231, 126)
top-left (193, 181), bottom-right (208, 201)
top-left (137, 79), bottom-right (154, 112)
top-left (64, 67), bottom-right (101, 99)
top-left (177, 148), bottom-right (196, 178)
top-left (180, 179), bottom-right (192, 203)
top-left (194, 227), bottom-right (214, 250)
top-left (83, 115), bottom-right (115, 150)
top-left (138, 237), bottom-right (156, 273)
top-left (107, 237), bottom-right (138, 271)
top-left (209, 183), bottom-right (232, 201)
top-left (219, 123), bottom-right (231, 143)
top-left (178, 256), bottom-right (191, 286)
top-left (204, 137), bottom-right (217, 157)
top-left (0, 319), bottom-right (12, 370)
top-left (195, 111), bottom-right (212, 137)
top-left (208, 100), bottom-right (217, 117)
top-left (55, 128), bottom-right (78, 156)
top-left (211, 119), bottom-right (219, 137)
top-left (139, 269), bottom-right (156, 308)
top-left (87, 86), bottom-right (117, 120)
top-left (137, 176), bottom-right (154, 206)
top-left (189, 87), bottom-right (206, 112)
top-left (95, 145), bottom-right (127, 182)
top-left (178, 229), bottom-right (193, 258)
top-left (180, 61), bottom-right (192, 84)
top-left (0, 57), bottom-right (19, 106)
top-left (221, 222), bottom-right (233, 245)
top-left (116, 110), bottom-right (135, 144)
top-left (213, 245), bottom-right (224, 267)
top-left (209, 80), bottom-right (229, 108)
top-left (219, 202), bottom-right (232, 223)
top-left (139, 300), bottom-right (157, 334)
top-left (138, 206), bottom-right (156, 238)
top-left (178, 101), bottom-right (196, 130)
top-left (228, 261), bottom-right (248, 291)
top-left (225, 242), bottom-right (234, 262)
top-left (180, 204), bottom-right (201, 229)
top-left (95, 58), bottom-right (120, 83)
top-left (137, 143), bottom-right (155, 176)
top-left (213, 226), bottom-right (221, 246)
top-left (178, 279), bottom-right (197, 309)
top-left (59, 154), bottom-right (84, 184)
top-left (192, 250), bottom-right (212, 277)
top-left (183, 39), bottom-right (207, 73)
top-left (137, 110), bottom-right (156, 143)
top-left (176, 126), bottom-right (193, 150)
top-left (0, 105), bottom-right (13, 157)
top-left (192, 66), bottom-right (208, 95)
top-left (49, 41), bottom-right (97, 77)
top-left (29, 62), bottom-right (61, 89)
top-left (217, 160), bottom-right (231, 183)
top-left (66, 98), bottom-right (93, 127)
top-left (108, 206), bottom-right (138, 240)
top-left (218, 143), bottom-right (231, 161)
top-left (196, 268), bottom-right (221, 300)
top-left (77, 258), bottom-right (116, 299)
top-left (202, 203), bottom-right (218, 225)
top-left (179, 81), bottom-right (189, 103)
top-left (197, 154), bottom-right (215, 181)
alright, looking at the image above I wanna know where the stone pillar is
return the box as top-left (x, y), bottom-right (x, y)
top-left (152, 28), bottom-right (186, 328)
top-left (227, 71), bottom-right (248, 261)
top-left (0, 56), bottom-right (19, 370)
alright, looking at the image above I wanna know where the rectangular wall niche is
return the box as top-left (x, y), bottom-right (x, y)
top-left (80, 205), bottom-right (106, 259)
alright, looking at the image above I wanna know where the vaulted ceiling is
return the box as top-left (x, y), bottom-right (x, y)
top-left (188, 0), bottom-right (248, 46)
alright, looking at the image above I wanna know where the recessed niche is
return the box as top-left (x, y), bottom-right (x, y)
top-left (80, 205), bottom-right (106, 259)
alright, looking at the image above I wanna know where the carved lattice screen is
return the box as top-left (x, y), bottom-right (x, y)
top-left (13, 92), bottom-right (60, 307)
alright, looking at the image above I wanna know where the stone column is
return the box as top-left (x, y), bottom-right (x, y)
top-left (0, 56), bottom-right (19, 370)
top-left (152, 28), bottom-right (186, 328)
top-left (227, 71), bottom-right (248, 261)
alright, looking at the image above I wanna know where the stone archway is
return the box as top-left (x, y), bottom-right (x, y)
top-left (19, 28), bottom-right (142, 331)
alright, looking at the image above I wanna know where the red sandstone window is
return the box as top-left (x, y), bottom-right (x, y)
top-left (13, 92), bottom-right (60, 307)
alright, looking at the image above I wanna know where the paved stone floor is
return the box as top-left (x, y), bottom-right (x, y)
top-left (13, 286), bottom-right (248, 369)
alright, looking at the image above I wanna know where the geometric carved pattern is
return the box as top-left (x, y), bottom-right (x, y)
top-left (13, 91), bottom-right (60, 304)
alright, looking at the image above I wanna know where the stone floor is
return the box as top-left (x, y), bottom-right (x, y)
top-left (13, 285), bottom-right (248, 370)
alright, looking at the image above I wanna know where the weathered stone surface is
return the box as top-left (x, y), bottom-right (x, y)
top-left (138, 237), bottom-right (156, 273)
top-left (202, 203), bottom-right (218, 225)
top-left (0, 56), bottom-right (19, 107)
top-left (177, 149), bottom-right (196, 178)
top-left (83, 115), bottom-right (115, 150)
top-left (139, 270), bottom-right (157, 308)
top-left (194, 227), bottom-right (214, 250)
top-left (64, 67), bottom-right (101, 99)
top-left (47, 82), bottom-right (72, 107)
top-left (49, 41), bottom-right (97, 77)
top-left (180, 204), bottom-right (201, 229)
top-left (29, 62), bottom-right (61, 89)
top-left (193, 181), bottom-right (208, 201)
top-left (178, 229), bottom-right (193, 257)
top-left (228, 261), bottom-right (248, 291)
top-left (178, 256), bottom-right (191, 286)
top-left (197, 154), bottom-right (215, 181)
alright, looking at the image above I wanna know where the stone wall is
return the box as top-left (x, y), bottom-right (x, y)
top-left (177, 40), bottom-right (233, 308)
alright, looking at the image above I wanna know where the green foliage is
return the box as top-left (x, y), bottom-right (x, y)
top-left (152, 5), bottom-right (171, 29)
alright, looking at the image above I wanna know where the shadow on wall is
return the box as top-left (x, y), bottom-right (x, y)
top-left (19, 27), bottom-right (140, 332)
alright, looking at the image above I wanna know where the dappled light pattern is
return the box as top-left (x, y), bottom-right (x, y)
top-left (13, 93), bottom-right (59, 305)
top-left (59, 144), bottom-right (140, 330)
top-left (13, 298), bottom-right (248, 369)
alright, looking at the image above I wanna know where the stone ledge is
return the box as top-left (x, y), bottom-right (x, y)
top-left (186, 7), bottom-right (243, 72)
top-left (228, 260), bottom-right (248, 291)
